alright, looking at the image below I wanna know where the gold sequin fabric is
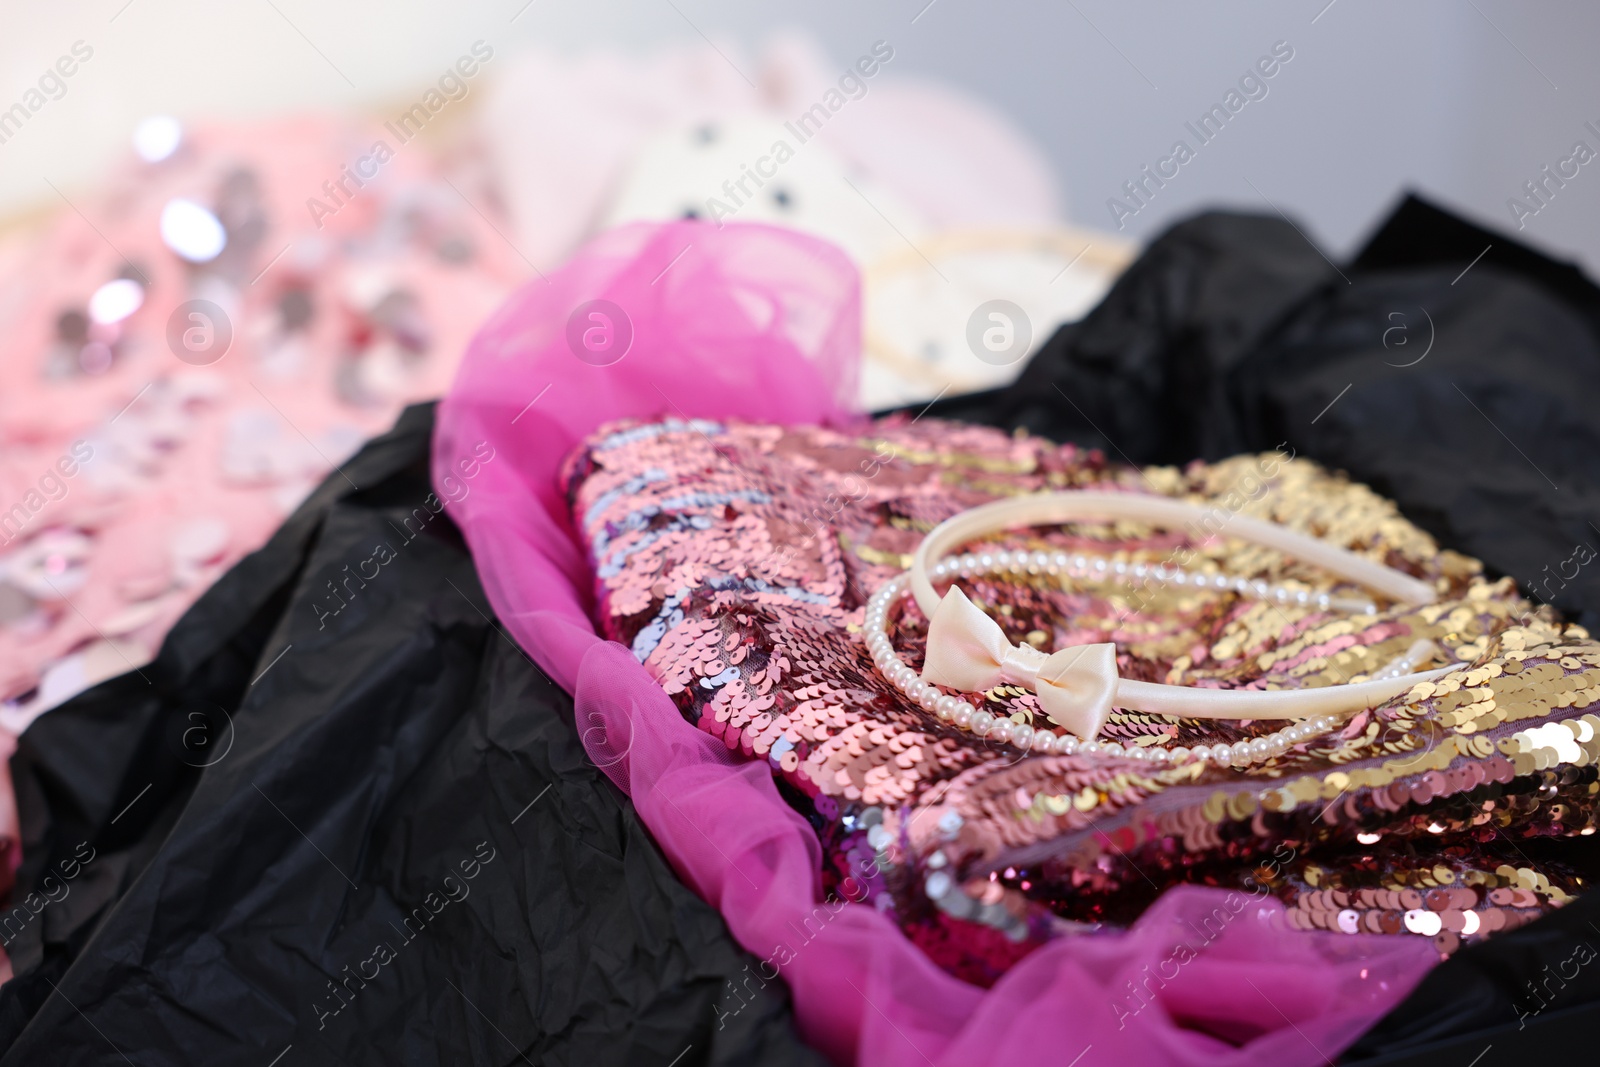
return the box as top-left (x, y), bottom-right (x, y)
top-left (563, 416), bottom-right (1595, 982)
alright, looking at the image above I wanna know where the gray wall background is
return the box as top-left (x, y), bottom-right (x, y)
top-left (3, 0), bottom-right (1598, 271)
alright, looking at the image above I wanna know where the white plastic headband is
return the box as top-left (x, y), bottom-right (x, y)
top-left (908, 491), bottom-right (1452, 722)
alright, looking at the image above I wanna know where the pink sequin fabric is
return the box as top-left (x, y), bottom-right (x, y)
top-left (0, 115), bottom-right (523, 936)
top-left (565, 413), bottom-right (1597, 984)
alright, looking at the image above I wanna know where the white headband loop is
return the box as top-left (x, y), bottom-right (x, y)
top-left (893, 491), bottom-right (1452, 739)
top-left (910, 491), bottom-right (1438, 619)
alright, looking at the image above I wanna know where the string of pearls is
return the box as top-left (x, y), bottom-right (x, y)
top-left (862, 549), bottom-right (1427, 767)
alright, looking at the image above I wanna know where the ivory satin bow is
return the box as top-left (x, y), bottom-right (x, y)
top-left (919, 586), bottom-right (1118, 740)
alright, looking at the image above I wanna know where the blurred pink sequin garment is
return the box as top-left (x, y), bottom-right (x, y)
top-left (436, 219), bottom-right (1439, 1067)
top-left (0, 115), bottom-right (525, 902)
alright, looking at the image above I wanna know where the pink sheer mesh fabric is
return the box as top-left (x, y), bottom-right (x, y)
top-left (434, 219), bottom-right (1436, 1066)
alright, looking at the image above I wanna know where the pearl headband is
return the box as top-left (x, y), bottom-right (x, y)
top-left (864, 491), bottom-right (1459, 759)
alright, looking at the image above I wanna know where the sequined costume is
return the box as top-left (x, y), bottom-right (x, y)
top-left (565, 415), bottom-right (1594, 984)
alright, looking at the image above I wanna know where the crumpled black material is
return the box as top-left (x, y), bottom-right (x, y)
top-left (921, 195), bottom-right (1600, 1064)
top-left (932, 195), bottom-right (1600, 636)
top-left (0, 403), bottom-right (824, 1067)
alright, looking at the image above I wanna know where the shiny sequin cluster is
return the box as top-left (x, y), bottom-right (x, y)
top-left (1266, 850), bottom-right (1580, 959)
top-left (563, 416), bottom-right (1597, 981)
